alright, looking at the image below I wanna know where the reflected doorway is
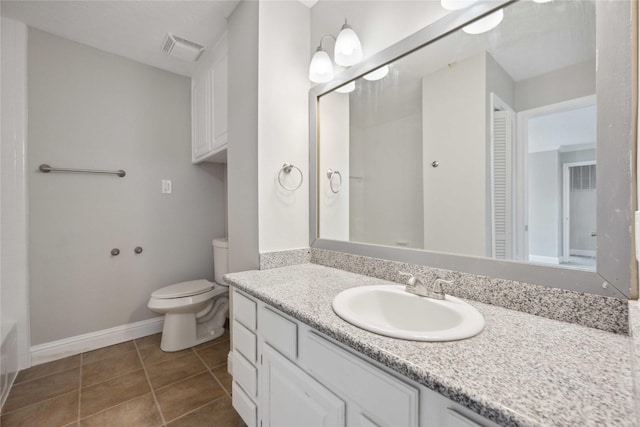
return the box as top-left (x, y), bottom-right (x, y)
top-left (517, 95), bottom-right (596, 270)
top-left (562, 161), bottom-right (596, 269)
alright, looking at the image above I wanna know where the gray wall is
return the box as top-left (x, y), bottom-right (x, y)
top-left (528, 150), bottom-right (561, 260)
top-left (515, 60), bottom-right (595, 112)
top-left (28, 29), bottom-right (226, 345)
top-left (227, 1), bottom-right (259, 273)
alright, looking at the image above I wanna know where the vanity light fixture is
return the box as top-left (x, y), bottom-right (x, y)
top-left (309, 38), bottom-right (335, 83)
top-left (363, 65), bottom-right (390, 81)
top-left (309, 19), bottom-right (363, 83)
top-left (532, 0), bottom-right (553, 2)
top-left (462, 8), bottom-right (504, 34)
top-left (334, 20), bottom-right (363, 66)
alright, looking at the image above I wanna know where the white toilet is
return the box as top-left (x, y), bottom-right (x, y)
top-left (148, 238), bottom-right (229, 352)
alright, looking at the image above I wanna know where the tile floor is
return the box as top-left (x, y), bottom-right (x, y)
top-left (1, 329), bottom-right (246, 427)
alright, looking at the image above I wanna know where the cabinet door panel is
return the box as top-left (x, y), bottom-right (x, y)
top-left (212, 54), bottom-right (228, 148)
top-left (192, 68), bottom-right (212, 160)
top-left (302, 332), bottom-right (419, 427)
top-left (262, 344), bottom-right (345, 427)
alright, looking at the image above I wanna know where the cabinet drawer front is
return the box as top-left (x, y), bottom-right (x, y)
top-left (305, 332), bottom-right (419, 427)
top-left (261, 307), bottom-right (297, 360)
top-left (233, 320), bottom-right (257, 363)
top-left (232, 381), bottom-right (257, 427)
top-left (232, 352), bottom-right (257, 398)
top-left (233, 290), bottom-right (257, 330)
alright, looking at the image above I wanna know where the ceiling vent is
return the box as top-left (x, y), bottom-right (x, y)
top-left (162, 33), bottom-right (206, 62)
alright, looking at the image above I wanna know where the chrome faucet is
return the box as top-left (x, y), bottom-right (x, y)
top-left (398, 272), bottom-right (451, 300)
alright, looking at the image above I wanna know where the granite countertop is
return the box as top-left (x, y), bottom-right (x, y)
top-left (224, 264), bottom-right (635, 427)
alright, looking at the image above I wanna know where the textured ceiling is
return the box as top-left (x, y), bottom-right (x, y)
top-left (1, 1), bottom-right (240, 77)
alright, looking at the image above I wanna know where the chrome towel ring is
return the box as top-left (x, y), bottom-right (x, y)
top-left (278, 163), bottom-right (303, 191)
top-left (327, 169), bottom-right (342, 193)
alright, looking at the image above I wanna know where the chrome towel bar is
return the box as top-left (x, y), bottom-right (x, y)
top-left (39, 164), bottom-right (126, 178)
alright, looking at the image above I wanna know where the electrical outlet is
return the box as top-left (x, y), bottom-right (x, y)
top-left (162, 180), bottom-right (172, 194)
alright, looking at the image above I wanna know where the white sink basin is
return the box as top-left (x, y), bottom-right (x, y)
top-left (332, 285), bottom-right (485, 341)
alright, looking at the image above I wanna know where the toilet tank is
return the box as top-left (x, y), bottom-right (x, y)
top-left (213, 238), bottom-right (229, 284)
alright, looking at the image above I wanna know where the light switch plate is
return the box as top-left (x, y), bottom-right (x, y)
top-left (162, 180), bottom-right (172, 194)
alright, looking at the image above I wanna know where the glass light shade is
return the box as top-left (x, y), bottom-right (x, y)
top-left (335, 81), bottom-right (356, 93)
top-left (363, 65), bottom-right (389, 81)
top-left (440, 0), bottom-right (477, 11)
top-left (334, 25), bottom-right (363, 67)
top-left (309, 49), bottom-right (334, 83)
top-left (532, 0), bottom-right (553, 3)
top-left (462, 8), bottom-right (504, 34)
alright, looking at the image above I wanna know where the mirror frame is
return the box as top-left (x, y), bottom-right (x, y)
top-left (309, 0), bottom-right (637, 298)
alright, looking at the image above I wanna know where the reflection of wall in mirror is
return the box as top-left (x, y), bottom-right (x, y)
top-left (422, 52), bottom-right (515, 257)
top-left (319, 93), bottom-right (350, 241)
top-left (349, 83), bottom-right (424, 248)
top-left (521, 62), bottom-right (596, 265)
top-left (528, 150), bottom-right (561, 263)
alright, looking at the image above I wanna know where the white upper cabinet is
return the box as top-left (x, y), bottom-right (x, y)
top-left (191, 32), bottom-right (228, 164)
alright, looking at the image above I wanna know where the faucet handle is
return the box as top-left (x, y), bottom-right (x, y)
top-left (398, 271), bottom-right (416, 285)
top-left (432, 278), bottom-right (453, 294)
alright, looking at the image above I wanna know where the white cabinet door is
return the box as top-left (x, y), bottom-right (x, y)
top-left (261, 344), bottom-right (346, 427)
top-left (191, 66), bottom-right (212, 161)
top-left (211, 53), bottom-right (228, 150)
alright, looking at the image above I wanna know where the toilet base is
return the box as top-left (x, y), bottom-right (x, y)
top-left (159, 314), bottom-right (226, 352)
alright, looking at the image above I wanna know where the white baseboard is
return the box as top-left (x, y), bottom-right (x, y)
top-left (528, 255), bottom-right (561, 265)
top-left (1, 323), bottom-right (19, 411)
top-left (228, 351), bottom-right (233, 375)
top-left (570, 249), bottom-right (596, 258)
top-left (30, 317), bottom-right (164, 367)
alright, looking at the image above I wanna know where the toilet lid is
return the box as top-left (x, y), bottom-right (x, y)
top-left (151, 280), bottom-right (213, 299)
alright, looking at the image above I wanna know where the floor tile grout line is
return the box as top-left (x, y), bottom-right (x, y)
top-left (141, 348), bottom-right (202, 370)
top-left (192, 347), bottom-right (232, 399)
top-left (0, 386), bottom-right (80, 418)
top-left (151, 362), bottom-right (212, 394)
top-left (12, 361), bottom-right (81, 387)
top-left (77, 392), bottom-right (159, 424)
top-left (134, 339), bottom-right (168, 427)
top-left (162, 394), bottom-right (231, 426)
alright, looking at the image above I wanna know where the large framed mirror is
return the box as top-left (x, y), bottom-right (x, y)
top-left (310, 0), bottom-right (637, 298)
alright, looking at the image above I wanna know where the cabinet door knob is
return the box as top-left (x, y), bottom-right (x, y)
top-left (111, 248), bottom-right (120, 256)
top-left (134, 246), bottom-right (143, 254)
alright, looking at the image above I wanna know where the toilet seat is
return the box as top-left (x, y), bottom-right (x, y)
top-left (151, 279), bottom-right (213, 299)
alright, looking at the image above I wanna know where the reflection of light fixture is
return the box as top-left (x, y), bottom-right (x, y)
top-left (335, 81), bottom-right (356, 93)
top-left (440, 0), bottom-right (477, 11)
top-left (310, 19), bottom-right (363, 83)
top-left (462, 9), bottom-right (504, 34)
top-left (363, 65), bottom-right (389, 81)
